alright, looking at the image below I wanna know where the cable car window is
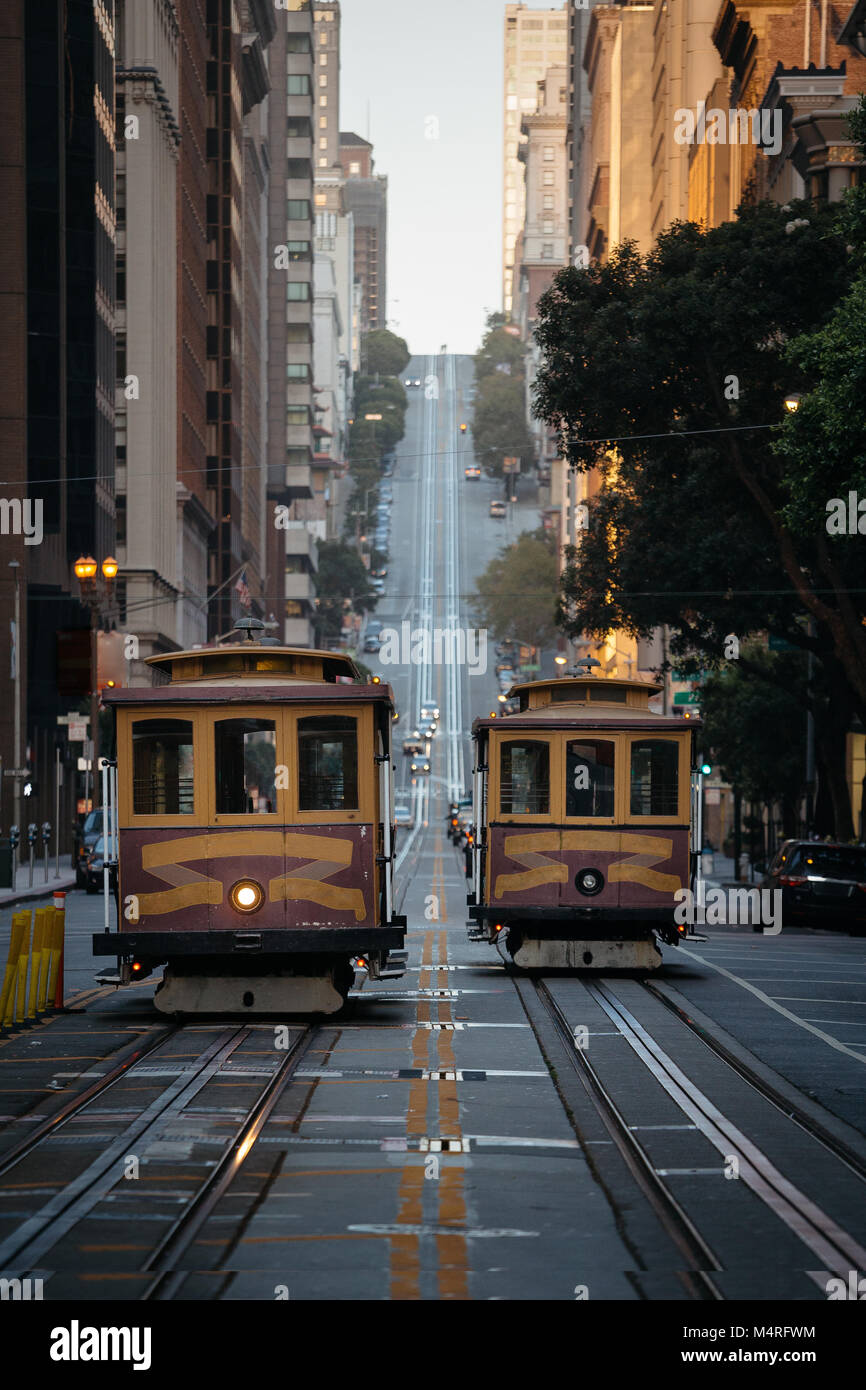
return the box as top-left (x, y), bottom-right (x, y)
top-left (298, 716), bottom-right (358, 810)
top-left (132, 719), bottom-right (194, 815)
top-left (215, 719), bottom-right (277, 814)
top-left (500, 740), bottom-right (549, 815)
top-left (566, 740), bottom-right (615, 817)
top-left (630, 740), bottom-right (679, 815)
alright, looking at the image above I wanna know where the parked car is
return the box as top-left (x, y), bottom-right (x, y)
top-left (371, 566), bottom-right (387, 580)
top-left (394, 805), bottom-right (413, 827)
top-left (74, 808), bottom-right (104, 888)
top-left (489, 499), bottom-right (507, 518)
top-left (84, 836), bottom-right (106, 894)
top-left (464, 466), bottom-right (481, 481)
top-left (370, 578), bottom-right (385, 595)
top-left (363, 635), bottom-right (382, 653)
top-left (366, 619), bottom-right (383, 636)
top-left (760, 840), bottom-right (866, 933)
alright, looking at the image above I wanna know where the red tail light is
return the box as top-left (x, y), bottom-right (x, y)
top-left (780, 875), bottom-right (808, 887)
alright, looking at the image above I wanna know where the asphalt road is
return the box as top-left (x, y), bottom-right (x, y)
top-left (1, 355), bottom-right (865, 1306)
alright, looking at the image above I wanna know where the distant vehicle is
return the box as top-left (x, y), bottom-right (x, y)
top-left (464, 466), bottom-right (481, 481)
top-left (489, 499), bottom-right (506, 518)
top-left (84, 836), bottom-right (106, 894)
top-left (394, 805), bottom-right (413, 827)
top-left (402, 734), bottom-right (429, 757)
top-left (75, 808), bottom-right (104, 889)
top-left (382, 460), bottom-right (395, 477)
top-left (410, 759), bottom-right (430, 776)
top-left (371, 565), bottom-right (387, 579)
top-left (371, 578), bottom-right (385, 595)
top-left (413, 378), bottom-right (421, 387)
top-left (759, 841), bottom-right (866, 933)
top-left (404, 379), bottom-right (416, 387)
top-left (421, 721), bottom-right (437, 739)
top-left (420, 703), bottom-right (440, 721)
top-left (363, 636), bottom-right (382, 653)
top-left (366, 619), bottom-right (383, 635)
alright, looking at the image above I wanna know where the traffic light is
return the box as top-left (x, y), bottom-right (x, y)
top-left (700, 760), bottom-right (712, 776)
top-left (459, 423), bottom-right (467, 433)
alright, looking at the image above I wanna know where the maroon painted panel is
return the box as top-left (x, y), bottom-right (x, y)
top-left (486, 824), bottom-right (689, 912)
top-left (118, 823), bottom-right (377, 934)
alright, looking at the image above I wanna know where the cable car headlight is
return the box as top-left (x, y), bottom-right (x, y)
top-left (230, 879), bottom-right (264, 914)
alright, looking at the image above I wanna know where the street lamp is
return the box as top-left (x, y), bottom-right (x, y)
top-left (74, 555), bottom-right (117, 809)
top-left (784, 392), bottom-right (801, 413)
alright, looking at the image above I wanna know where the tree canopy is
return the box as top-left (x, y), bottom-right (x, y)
top-left (470, 529), bottom-right (560, 651)
top-left (362, 329), bottom-right (411, 378)
top-left (314, 539), bottom-right (378, 642)
top-left (532, 141), bottom-right (866, 836)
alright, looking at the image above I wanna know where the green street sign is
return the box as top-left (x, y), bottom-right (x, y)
top-left (673, 691), bottom-right (701, 705)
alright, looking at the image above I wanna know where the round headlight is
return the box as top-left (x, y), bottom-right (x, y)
top-left (230, 880), bottom-right (264, 913)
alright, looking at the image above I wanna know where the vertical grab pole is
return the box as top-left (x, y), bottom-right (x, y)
top-left (102, 759), bottom-right (110, 935)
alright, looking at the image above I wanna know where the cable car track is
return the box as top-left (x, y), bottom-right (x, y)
top-left (0, 1021), bottom-right (314, 1285)
top-left (512, 970), bottom-right (725, 1300)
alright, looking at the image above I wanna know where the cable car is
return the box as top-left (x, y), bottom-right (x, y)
top-left (93, 623), bottom-right (406, 1013)
top-left (467, 668), bottom-right (701, 970)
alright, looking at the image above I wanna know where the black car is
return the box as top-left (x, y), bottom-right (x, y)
top-left (84, 835), bottom-right (106, 894)
top-left (75, 807), bottom-right (103, 888)
top-left (761, 840), bottom-right (866, 932)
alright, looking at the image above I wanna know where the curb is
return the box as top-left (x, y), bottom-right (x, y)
top-left (0, 877), bottom-right (77, 910)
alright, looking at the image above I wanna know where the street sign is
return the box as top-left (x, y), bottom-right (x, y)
top-left (68, 719), bottom-right (88, 741)
top-left (673, 691), bottom-right (700, 706)
top-left (3, 768), bottom-right (30, 777)
top-left (57, 713), bottom-right (89, 726)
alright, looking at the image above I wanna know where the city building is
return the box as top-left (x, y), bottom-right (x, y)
top-left (266, 1), bottom-right (317, 645)
top-left (503, 3), bottom-right (569, 314)
top-left (339, 132), bottom-right (388, 334)
top-left (0, 0), bottom-right (117, 848)
top-left (114, 0), bottom-right (181, 673)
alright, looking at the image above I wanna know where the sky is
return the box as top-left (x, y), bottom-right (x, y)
top-left (340, 0), bottom-right (516, 357)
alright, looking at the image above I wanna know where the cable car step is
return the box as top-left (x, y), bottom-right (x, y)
top-left (378, 949), bottom-right (408, 980)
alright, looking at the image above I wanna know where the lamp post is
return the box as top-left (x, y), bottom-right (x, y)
top-left (73, 555), bottom-right (117, 809)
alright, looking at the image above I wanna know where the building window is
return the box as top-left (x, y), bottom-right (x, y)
top-left (286, 241), bottom-right (311, 260)
top-left (543, 193), bottom-right (554, 209)
top-left (542, 244), bottom-right (554, 258)
top-left (286, 281), bottom-right (310, 301)
top-left (320, 53), bottom-right (328, 65)
top-left (319, 115), bottom-right (328, 128)
top-left (318, 156), bottom-right (327, 166)
top-left (543, 220), bottom-right (554, 235)
top-left (543, 146), bottom-right (554, 161)
top-left (287, 75), bottom-right (311, 96)
top-left (287, 406), bottom-right (309, 425)
top-left (320, 95), bottom-right (327, 107)
top-left (349, 160), bottom-right (360, 174)
top-left (319, 74), bottom-right (327, 87)
top-left (287, 363), bottom-right (310, 379)
top-left (287, 199), bottom-right (311, 220)
top-left (543, 170), bottom-right (554, 186)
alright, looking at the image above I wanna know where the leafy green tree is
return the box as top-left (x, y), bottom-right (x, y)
top-left (314, 540), bottom-right (377, 641)
top-left (472, 375), bottom-right (535, 479)
top-left (470, 530), bottom-right (560, 650)
top-left (698, 648), bottom-right (807, 838)
top-left (533, 194), bottom-right (864, 837)
top-left (362, 329), bottom-right (410, 377)
top-left (474, 318), bottom-right (526, 381)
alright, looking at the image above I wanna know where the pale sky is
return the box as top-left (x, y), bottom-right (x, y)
top-left (340, 0), bottom-right (517, 356)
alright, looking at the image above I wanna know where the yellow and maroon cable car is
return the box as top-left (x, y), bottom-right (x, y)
top-left (93, 625), bottom-right (406, 1013)
top-left (467, 669), bottom-right (700, 970)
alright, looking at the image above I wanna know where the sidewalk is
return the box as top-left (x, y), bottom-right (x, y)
top-left (0, 854), bottom-right (77, 908)
top-left (702, 850), bottom-right (763, 888)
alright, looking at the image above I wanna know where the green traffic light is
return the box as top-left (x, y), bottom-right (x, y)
top-left (700, 762), bottom-right (712, 776)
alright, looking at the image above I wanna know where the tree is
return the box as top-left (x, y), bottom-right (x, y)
top-left (314, 540), bottom-right (377, 641)
top-left (533, 191), bottom-right (864, 837)
top-left (470, 530), bottom-right (560, 650)
top-left (472, 375), bottom-right (535, 478)
top-left (362, 329), bottom-right (410, 378)
top-left (698, 648), bottom-right (807, 840)
top-left (474, 321), bottom-right (526, 382)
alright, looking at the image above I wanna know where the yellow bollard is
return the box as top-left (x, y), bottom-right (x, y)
top-left (13, 909), bottom-right (32, 1027)
top-left (36, 905), bottom-right (54, 1015)
top-left (45, 906), bottom-right (63, 1013)
top-left (0, 913), bottom-right (26, 1030)
top-left (26, 909), bottom-right (45, 1022)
